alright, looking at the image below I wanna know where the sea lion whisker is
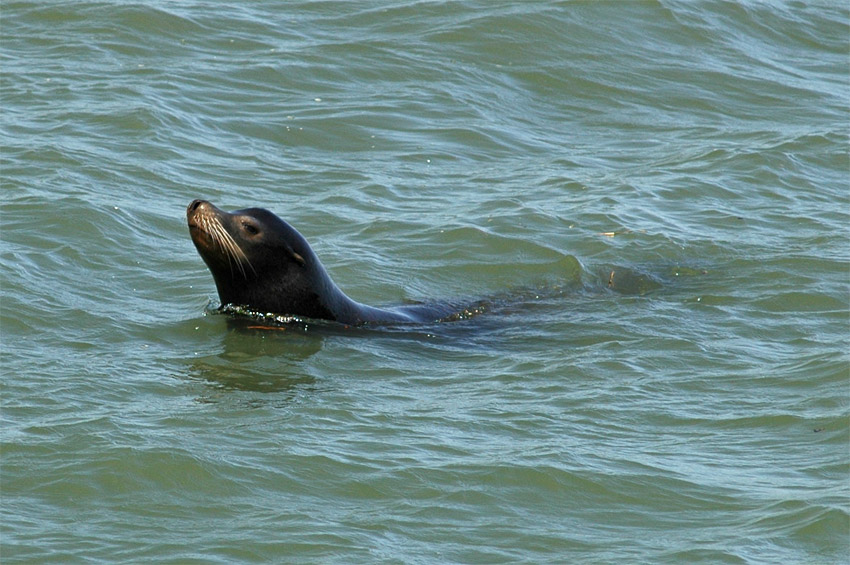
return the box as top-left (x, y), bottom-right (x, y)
top-left (210, 218), bottom-right (255, 278)
top-left (209, 219), bottom-right (245, 278)
top-left (201, 216), bottom-right (237, 276)
top-left (221, 227), bottom-right (255, 276)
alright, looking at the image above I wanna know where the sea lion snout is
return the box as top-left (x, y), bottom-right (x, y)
top-left (187, 200), bottom-right (223, 231)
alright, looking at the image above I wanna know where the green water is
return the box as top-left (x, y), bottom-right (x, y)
top-left (2, 1), bottom-right (848, 563)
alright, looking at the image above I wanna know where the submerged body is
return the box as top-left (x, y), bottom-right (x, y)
top-left (187, 200), bottom-right (450, 325)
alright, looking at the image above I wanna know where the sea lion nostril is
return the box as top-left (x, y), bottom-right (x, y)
top-left (188, 200), bottom-right (214, 218)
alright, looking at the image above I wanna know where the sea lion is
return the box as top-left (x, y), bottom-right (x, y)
top-left (187, 200), bottom-right (451, 325)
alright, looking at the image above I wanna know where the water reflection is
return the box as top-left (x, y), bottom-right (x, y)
top-left (187, 316), bottom-right (323, 394)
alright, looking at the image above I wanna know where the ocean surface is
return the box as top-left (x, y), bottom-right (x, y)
top-left (2, 1), bottom-right (848, 563)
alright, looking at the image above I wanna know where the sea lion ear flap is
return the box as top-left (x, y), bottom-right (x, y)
top-left (288, 246), bottom-right (306, 266)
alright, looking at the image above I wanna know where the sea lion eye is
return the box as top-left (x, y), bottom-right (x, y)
top-left (242, 222), bottom-right (259, 235)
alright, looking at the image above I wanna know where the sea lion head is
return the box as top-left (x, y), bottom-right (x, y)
top-left (186, 199), bottom-right (334, 319)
